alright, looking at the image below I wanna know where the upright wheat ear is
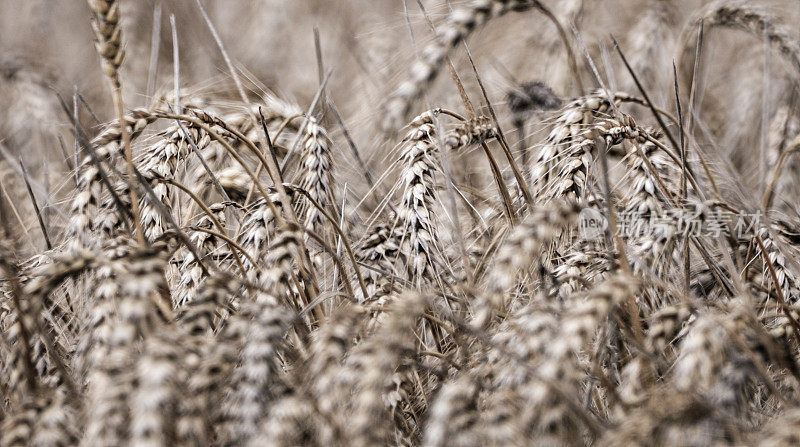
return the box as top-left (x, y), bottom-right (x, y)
top-left (530, 90), bottom-right (626, 198)
top-left (396, 110), bottom-right (441, 283)
top-left (295, 116), bottom-right (334, 234)
top-left (87, 0), bottom-right (146, 246)
top-left (87, 0), bottom-right (124, 86)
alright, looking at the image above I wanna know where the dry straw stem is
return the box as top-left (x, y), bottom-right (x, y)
top-left (0, 175), bottom-right (37, 252)
top-left (18, 160), bottom-right (51, 251)
top-left (763, 132), bottom-right (800, 211)
top-left (287, 185), bottom-right (368, 299)
top-left (194, 0), bottom-right (296, 223)
top-left (462, 43), bottom-right (535, 207)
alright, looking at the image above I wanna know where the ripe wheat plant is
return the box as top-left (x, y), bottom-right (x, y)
top-left (3, 0), bottom-right (800, 445)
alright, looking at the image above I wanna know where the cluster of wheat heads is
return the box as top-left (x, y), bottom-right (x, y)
top-left (5, 0), bottom-right (800, 445)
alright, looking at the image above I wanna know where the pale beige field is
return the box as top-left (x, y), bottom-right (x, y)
top-left (2, 1), bottom-right (800, 445)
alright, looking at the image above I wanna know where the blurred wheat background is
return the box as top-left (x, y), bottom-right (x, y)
top-left (2, 0), bottom-right (800, 445)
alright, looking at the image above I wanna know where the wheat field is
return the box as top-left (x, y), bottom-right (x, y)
top-left (2, 0), bottom-right (800, 445)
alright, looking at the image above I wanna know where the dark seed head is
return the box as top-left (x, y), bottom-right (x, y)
top-left (507, 81), bottom-right (562, 123)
